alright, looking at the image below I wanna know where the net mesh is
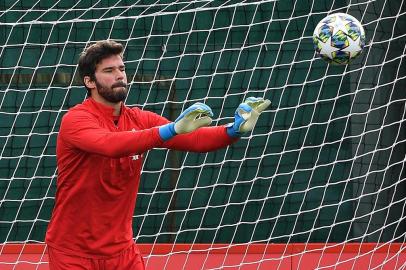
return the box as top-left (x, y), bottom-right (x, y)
top-left (0, 0), bottom-right (405, 269)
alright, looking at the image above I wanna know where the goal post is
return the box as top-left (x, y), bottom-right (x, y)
top-left (1, 0), bottom-right (405, 269)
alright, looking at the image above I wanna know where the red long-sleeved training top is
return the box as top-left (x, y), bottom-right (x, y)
top-left (45, 98), bottom-right (237, 258)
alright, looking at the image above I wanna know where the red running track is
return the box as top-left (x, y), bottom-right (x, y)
top-left (1, 243), bottom-right (405, 269)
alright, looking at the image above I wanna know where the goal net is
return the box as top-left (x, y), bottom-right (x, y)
top-left (1, 0), bottom-right (405, 269)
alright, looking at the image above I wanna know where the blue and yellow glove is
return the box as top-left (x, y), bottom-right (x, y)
top-left (159, 102), bottom-right (213, 141)
top-left (226, 97), bottom-right (271, 137)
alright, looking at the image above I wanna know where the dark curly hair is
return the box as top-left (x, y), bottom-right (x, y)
top-left (78, 40), bottom-right (124, 95)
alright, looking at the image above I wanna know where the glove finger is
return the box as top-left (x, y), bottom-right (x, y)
top-left (245, 97), bottom-right (265, 106)
top-left (237, 108), bottom-right (251, 120)
top-left (245, 97), bottom-right (262, 103)
top-left (238, 103), bottom-right (252, 113)
top-left (244, 97), bottom-right (264, 105)
top-left (201, 107), bottom-right (214, 118)
top-left (240, 116), bottom-right (258, 133)
top-left (184, 104), bottom-right (213, 119)
top-left (194, 102), bottom-right (212, 113)
top-left (255, 99), bottom-right (271, 113)
top-left (193, 103), bottom-right (214, 117)
top-left (193, 116), bottom-right (212, 128)
top-left (237, 103), bottom-right (253, 120)
top-left (201, 105), bottom-right (214, 117)
top-left (246, 97), bottom-right (264, 109)
top-left (186, 108), bottom-right (213, 120)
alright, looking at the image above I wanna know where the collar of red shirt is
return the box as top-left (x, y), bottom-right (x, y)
top-left (85, 98), bottom-right (126, 121)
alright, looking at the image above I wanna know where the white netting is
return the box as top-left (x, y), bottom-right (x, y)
top-left (0, 0), bottom-right (405, 269)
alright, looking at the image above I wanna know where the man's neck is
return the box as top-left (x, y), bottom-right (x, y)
top-left (92, 95), bottom-right (122, 116)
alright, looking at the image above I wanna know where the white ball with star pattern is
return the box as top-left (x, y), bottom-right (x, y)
top-left (313, 13), bottom-right (365, 65)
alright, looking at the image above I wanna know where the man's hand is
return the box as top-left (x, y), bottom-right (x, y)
top-left (226, 97), bottom-right (271, 137)
top-left (159, 102), bottom-right (213, 141)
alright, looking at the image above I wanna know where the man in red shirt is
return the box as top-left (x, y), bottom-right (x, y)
top-left (45, 40), bottom-right (270, 270)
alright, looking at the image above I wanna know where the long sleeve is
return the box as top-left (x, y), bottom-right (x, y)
top-left (59, 110), bottom-right (164, 158)
top-left (139, 109), bottom-right (239, 152)
top-left (162, 126), bottom-right (238, 152)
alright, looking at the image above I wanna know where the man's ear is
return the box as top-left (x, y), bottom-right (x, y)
top-left (84, 76), bottom-right (96, 89)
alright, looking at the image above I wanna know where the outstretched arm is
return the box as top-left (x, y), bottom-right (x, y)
top-left (162, 125), bottom-right (238, 152)
top-left (60, 111), bottom-right (164, 158)
top-left (149, 97), bottom-right (271, 152)
top-left (143, 102), bottom-right (237, 152)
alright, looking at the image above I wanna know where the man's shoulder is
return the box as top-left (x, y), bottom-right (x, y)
top-left (124, 105), bottom-right (167, 128)
top-left (63, 101), bottom-right (97, 122)
top-left (125, 105), bottom-right (140, 113)
top-left (128, 105), bottom-right (166, 118)
top-left (125, 105), bottom-right (150, 117)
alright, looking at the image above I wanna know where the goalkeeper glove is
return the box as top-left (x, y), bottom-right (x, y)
top-left (226, 97), bottom-right (271, 137)
top-left (159, 102), bottom-right (213, 141)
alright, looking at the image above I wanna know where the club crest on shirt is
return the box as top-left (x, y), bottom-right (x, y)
top-left (132, 154), bottom-right (142, 160)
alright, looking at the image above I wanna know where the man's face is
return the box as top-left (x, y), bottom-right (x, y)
top-left (93, 54), bottom-right (128, 103)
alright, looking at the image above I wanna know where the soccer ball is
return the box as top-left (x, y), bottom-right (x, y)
top-left (313, 13), bottom-right (366, 65)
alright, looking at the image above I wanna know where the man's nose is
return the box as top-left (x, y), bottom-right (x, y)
top-left (115, 69), bottom-right (126, 81)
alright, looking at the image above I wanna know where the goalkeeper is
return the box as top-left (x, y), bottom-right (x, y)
top-left (45, 40), bottom-right (270, 270)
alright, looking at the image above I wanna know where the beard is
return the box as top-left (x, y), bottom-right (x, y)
top-left (95, 80), bottom-right (128, 103)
